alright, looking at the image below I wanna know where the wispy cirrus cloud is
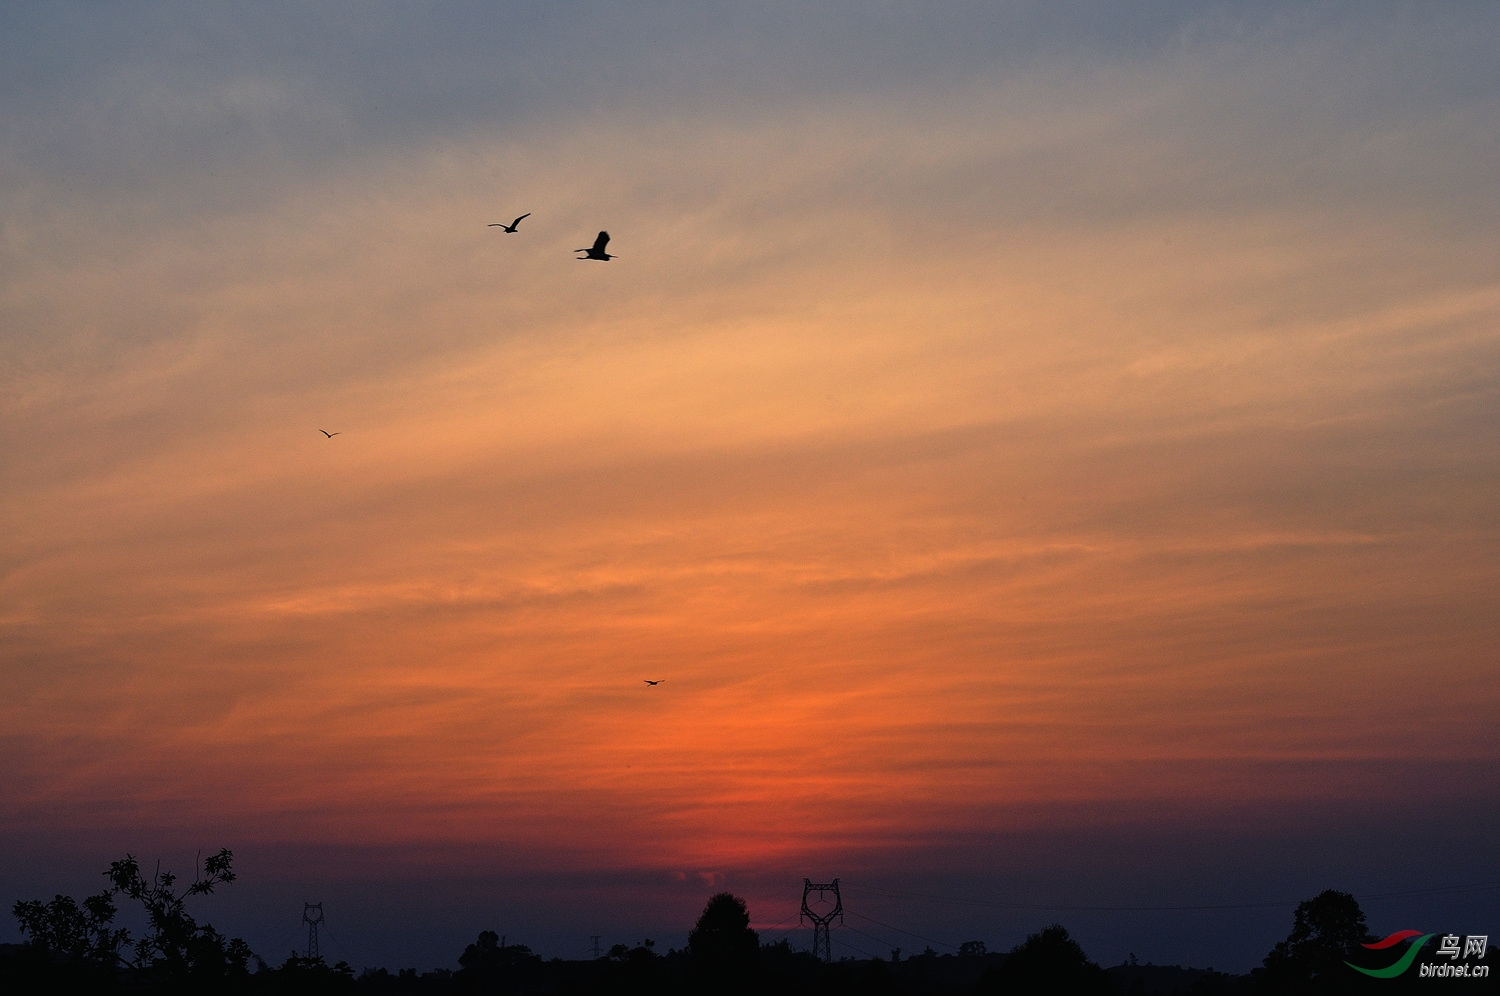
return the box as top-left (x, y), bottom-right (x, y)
top-left (2, 2), bottom-right (1499, 971)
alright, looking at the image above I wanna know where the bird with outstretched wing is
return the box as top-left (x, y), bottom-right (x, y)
top-left (575, 231), bottom-right (614, 260)
top-left (488, 213), bottom-right (530, 233)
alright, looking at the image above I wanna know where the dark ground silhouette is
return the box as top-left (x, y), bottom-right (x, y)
top-left (6, 857), bottom-right (1496, 994)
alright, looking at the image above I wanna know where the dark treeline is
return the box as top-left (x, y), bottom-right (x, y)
top-left (4, 851), bottom-right (1495, 994)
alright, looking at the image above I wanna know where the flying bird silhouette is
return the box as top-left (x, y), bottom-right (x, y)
top-left (643, 679), bottom-right (663, 686)
top-left (319, 430), bottom-right (340, 438)
top-left (488, 213), bottom-right (530, 233)
top-left (575, 231), bottom-right (615, 260)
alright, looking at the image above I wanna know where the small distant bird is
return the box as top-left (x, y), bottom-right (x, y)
top-left (643, 679), bottom-right (663, 686)
top-left (488, 213), bottom-right (530, 233)
top-left (320, 430), bottom-right (340, 438)
top-left (575, 231), bottom-right (615, 261)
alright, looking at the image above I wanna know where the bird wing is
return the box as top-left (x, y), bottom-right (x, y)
top-left (512, 213), bottom-right (530, 227)
top-left (592, 231), bottom-right (610, 252)
top-left (487, 223), bottom-right (504, 227)
top-left (320, 430), bottom-right (332, 437)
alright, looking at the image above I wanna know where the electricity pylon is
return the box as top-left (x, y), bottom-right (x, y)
top-left (303, 903), bottom-right (324, 960)
top-left (800, 878), bottom-right (842, 962)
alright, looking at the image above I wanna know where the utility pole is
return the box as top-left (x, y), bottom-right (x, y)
top-left (302, 903), bottom-right (324, 960)
top-left (800, 878), bottom-right (843, 963)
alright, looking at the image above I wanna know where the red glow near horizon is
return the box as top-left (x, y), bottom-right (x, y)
top-left (3, 59), bottom-right (1498, 904)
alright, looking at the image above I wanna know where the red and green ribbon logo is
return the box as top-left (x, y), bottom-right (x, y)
top-left (1347, 930), bottom-right (1432, 978)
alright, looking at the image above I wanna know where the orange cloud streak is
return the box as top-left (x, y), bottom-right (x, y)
top-left (3, 88), bottom-right (1498, 883)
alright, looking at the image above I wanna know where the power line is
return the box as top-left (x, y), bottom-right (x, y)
top-left (757, 909), bottom-right (804, 932)
top-left (845, 910), bottom-right (958, 952)
top-left (841, 880), bottom-right (1500, 914)
top-left (315, 917), bottom-right (350, 966)
top-left (270, 923), bottom-right (307, 965)
top-left (1359, 883), bottom-right (1500, 902)
top-left (843, 922), bottom-right (903, 953)
top-left (756, 909), bottom-right (807, 946)
top-left (761, 879), bottom-right (1500, 964)
top-left (832, 932), bottom-right (882, 961)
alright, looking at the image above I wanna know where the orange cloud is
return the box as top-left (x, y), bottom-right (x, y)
top-left (3, 76), bottom-right (1498, 886)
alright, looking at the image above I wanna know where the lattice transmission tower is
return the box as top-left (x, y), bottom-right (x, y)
top-left (303, 902), bottom-right (324, 960)
top-left (800, 878), bottom-right (842, 962)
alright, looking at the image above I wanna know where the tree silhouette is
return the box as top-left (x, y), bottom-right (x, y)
top-left (589, 937), bottom-right (666, 994)
top-left (106, 848), bottom-right (251, 981)
top-left (12, 848), bottom-right (251, 988)
top-left (459, 929), bottom-right (502, 971)
top-left (12, 890), bottom-right (128, 966)
top-left (264, 951), bottom-right (355, 991)
top-left (977, 924), bottom-right (1112, 995)
top-left (456, 929), bottom-right (542, 992)
top-left (1257, 890), bottom-right (1373, 994)
top-left (688, 892), bottom-right (758, 989)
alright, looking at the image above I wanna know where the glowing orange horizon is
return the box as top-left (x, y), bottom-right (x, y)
top-left (3, 86), bottom-right (1498, 888)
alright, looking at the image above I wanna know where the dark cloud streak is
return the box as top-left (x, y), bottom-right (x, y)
top-left (5, 3), bottom-right (1496, 207)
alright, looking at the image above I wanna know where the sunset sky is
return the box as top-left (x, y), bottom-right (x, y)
top-left (2, 2), bottom-right (1497, 972)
